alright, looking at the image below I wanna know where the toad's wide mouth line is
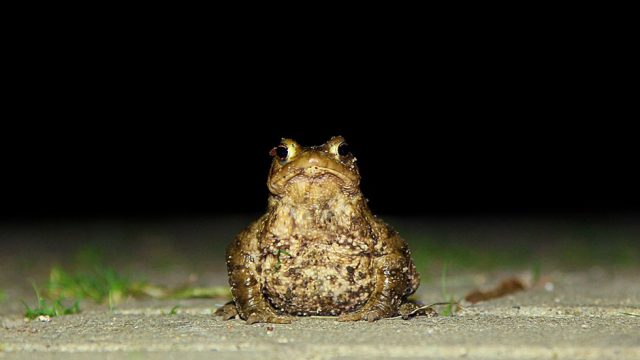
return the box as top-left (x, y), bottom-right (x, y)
top-left (275, 166), bottom-right (357, 186)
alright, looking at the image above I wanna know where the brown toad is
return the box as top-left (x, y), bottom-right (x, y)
top-left (220, 136), bottom-right (420, 324)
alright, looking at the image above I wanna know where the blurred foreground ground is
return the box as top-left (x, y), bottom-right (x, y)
top-left (0, 216), bottom-right (639, 359)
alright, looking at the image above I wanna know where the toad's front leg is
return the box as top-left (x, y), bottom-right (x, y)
top-left (338, 252), bottom-right (414, 322)
top-left (225, 239), bottom-right (291, 325)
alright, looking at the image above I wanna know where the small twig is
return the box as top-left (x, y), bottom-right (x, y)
top-left (620, 312), bottom-right (640, 317)
top-left (384, 301), bottom-right (458, 320)
top-left (406, 301), bottom-right (458, 317)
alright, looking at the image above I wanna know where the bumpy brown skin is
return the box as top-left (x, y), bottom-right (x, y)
top-left (224, 136), bottom-right (420, 324)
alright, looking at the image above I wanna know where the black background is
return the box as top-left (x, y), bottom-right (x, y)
top-left (3, 113), bottom-right (636, 220)
top-left (2, 25), bottom-right (637, 220)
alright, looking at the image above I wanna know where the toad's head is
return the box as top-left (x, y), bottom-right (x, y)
top-left (267, 136), bottom-right (360, 200)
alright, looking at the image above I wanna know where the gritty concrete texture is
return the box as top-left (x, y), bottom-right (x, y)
top-left (1, 272), bottom-right (638, 359)
top-left (1, 217), bottom-right (639, 359)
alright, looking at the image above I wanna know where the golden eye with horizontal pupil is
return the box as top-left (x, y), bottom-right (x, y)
top-left (275, 145), bottom-right (288, 160)
top-left (328, 140), bottom-right (351, 157)
top-left (338, 143), bottom-right (350, 156)
top-left (269, 145), bottom-right (289, 161)
top-left (270, 139), bottom-right (299, 162)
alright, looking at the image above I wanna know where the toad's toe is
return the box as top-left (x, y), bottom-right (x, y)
top-left (215, 302), bottom-right (239, 321)
top-left (245, 311), bottom-right (292, 325)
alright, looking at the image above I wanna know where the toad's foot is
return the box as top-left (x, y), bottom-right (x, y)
top-left (337, 307), bottom-right (392, 322)
top-left (215, 302), bottom-right (239, 320)
top-left (216, 301), bottom-right (291, 324)
top-left (245, 309), bottom-right (292, 325)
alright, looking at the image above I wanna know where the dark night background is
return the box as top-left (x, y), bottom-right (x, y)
top-left (1, 16), bottom-right (638, 355)
top-left (2, 25), bottom-right (637, 222)
top-left (2, 117), bottom-right (637, 221)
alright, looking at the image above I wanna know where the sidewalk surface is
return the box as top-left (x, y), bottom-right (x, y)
top-left (1, 217), bottom-right (638, 359)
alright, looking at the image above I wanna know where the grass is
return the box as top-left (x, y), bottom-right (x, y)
top-left (166, 286), bottom-right (231, 299)
top-left (46, 265), bottom-right (146, 304)
top-left (17, 243), bottom-right (233, 319)
top-left (22, 283), bottom-right (80, 319)
top-left (0, 289), bottom-right (6, 304)
top-left (20, 246), bottom-right (144, 319)
top-left (21, 262), bottom-right (231, 319)
top-left (45, 265), bottom-right (231, 303)
top-left (410, 240), bottom-right (535, 274)
top-left (439, 262), bottom-right (456, 316)
top-left (397, 220), bottom-right (640, 275)
top-left (167, 305), bottom-right (180, 315)
top-left (531, 259), bottom-right (542, 284)
top-left (407, 235), bottom-right (639, 279)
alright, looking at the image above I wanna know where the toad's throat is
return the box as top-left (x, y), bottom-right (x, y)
top-left (274, 178), bottom-right (364, 209)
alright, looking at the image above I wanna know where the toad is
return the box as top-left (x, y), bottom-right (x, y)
top-left (219, 136), bottom-right (420, 324)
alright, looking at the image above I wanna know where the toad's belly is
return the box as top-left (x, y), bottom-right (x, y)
top-left (262, 246), bottom-right (374, 316)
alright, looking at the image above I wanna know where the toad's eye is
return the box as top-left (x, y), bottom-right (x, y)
top-left (337, 142), bottom-right (350, 156)
top-left (270, 139), bottom-right (299, 162)
top-left (276, 146), bottom-right (288, 160)
top-left (270, 145), bottom-right (289, 161)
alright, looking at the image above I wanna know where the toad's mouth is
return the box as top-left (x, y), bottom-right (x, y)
top-left (282, 166), bottom-right (353, 184)
top-left (269, 166), bottom-right (359, 194)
